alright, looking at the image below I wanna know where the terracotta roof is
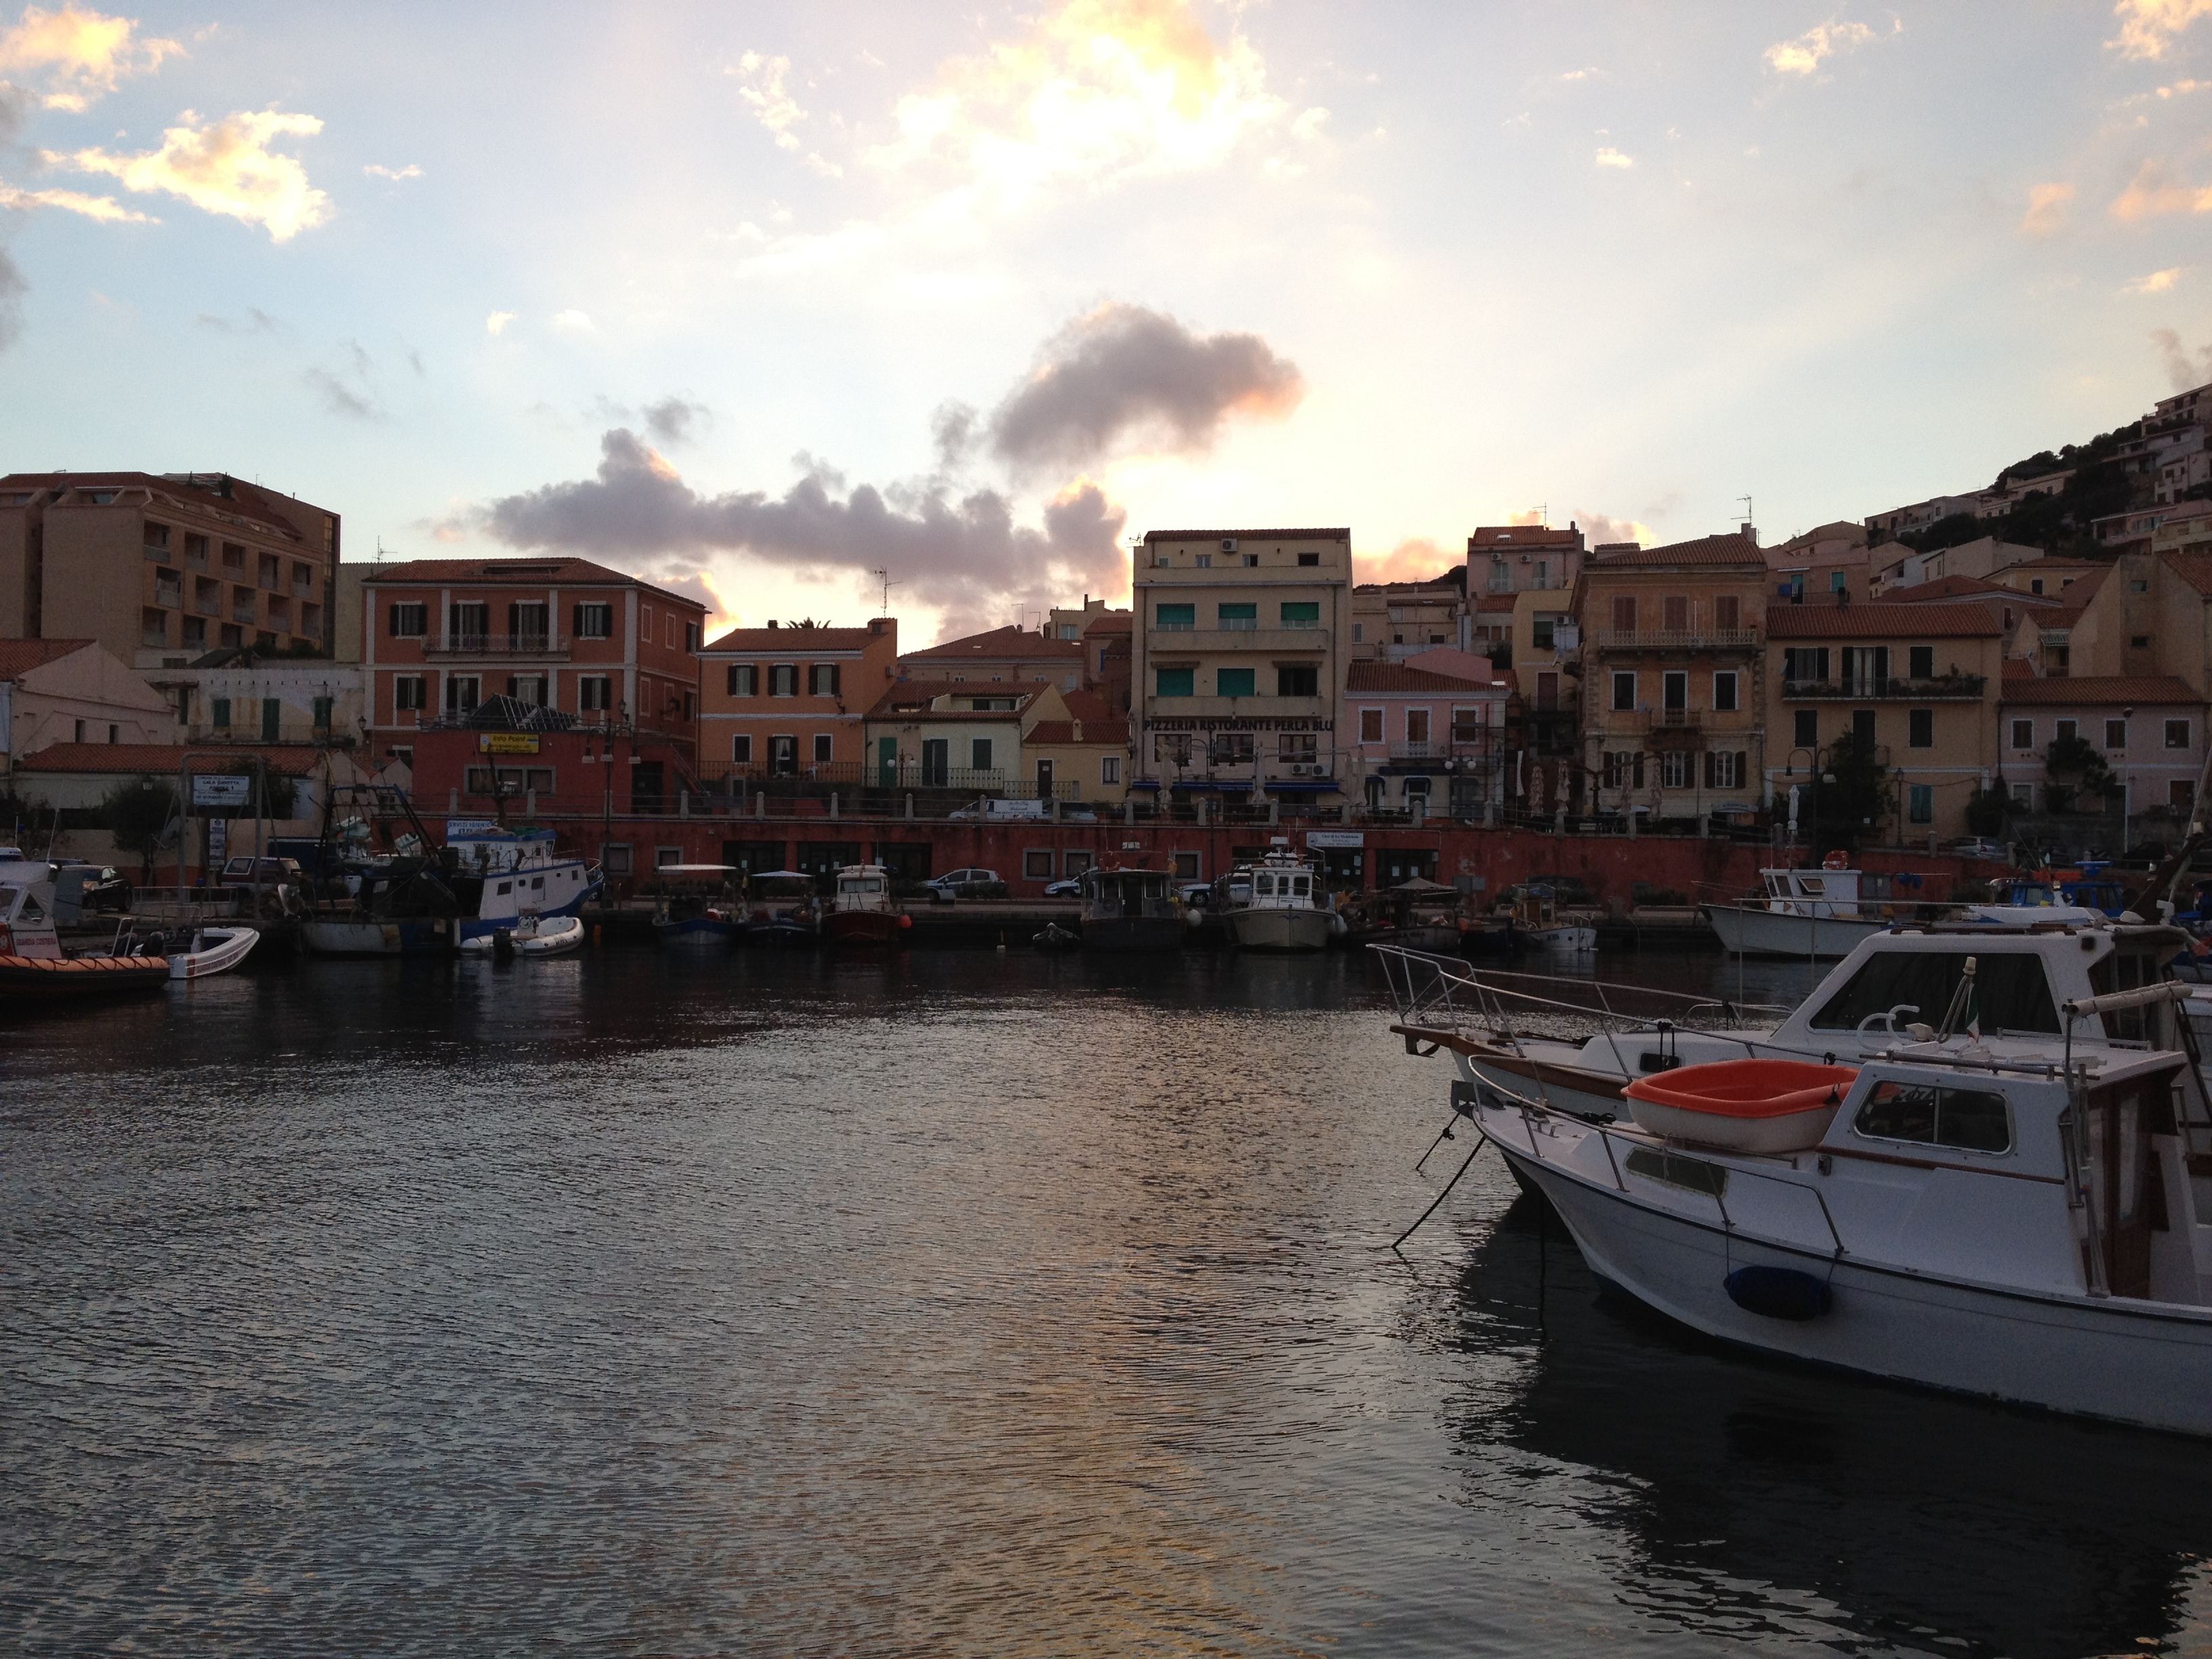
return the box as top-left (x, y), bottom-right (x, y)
top-left (865, 680), bottom-right (1043, 720)
top-left (1087, 613), bottom-right (1132, 634)
top-left (903, 625), bottom-right (1082, 661)
top-left (0, 638), bottom-right (96, 678)
top-left (1027, 718), bottom-right (1129, 746)
top-left (2161, 552), bottom-right (2212, 596)
top-left (2003, 658), bottom-right (2034, 679)
top-left (363, 556), bottom-right (704, 609)
top-left (1468, 525), bottom-right (1583, 549)
top-left (1589, 533), bottom-right (1763, 569)
top-left (16, 742), bottom-right (327, 775)
top-left (1061, 688), bottom-right (1121, 722)
top-left (0, 472), bottom-right (324, 541)
top-left (1347, 660), bottom-right (1507, 693)
top-left (1888, 575), bottom-right (2053, 604)
top-left (1141, 527), bottom-right (1349, 542)
top-left (1999, 675), bottom-right (2203, 706)
top-left (1765, 600), bottom-right (2002, 639)
top-left (704, 623), bottom-right (886, 653)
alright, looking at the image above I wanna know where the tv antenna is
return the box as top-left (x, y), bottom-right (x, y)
top-left (1738, 494), bottom-right (1754, 527)
top-left (874, 568), bottom-right (901, 616)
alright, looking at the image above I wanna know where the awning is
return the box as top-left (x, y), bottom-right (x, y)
top-left (1264, 779), bottom-right (1340, 794)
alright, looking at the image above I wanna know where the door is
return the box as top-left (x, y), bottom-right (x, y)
top-left (878, 737), bottom-right (899, 788)
top-left (261, 697), bottom-right (281, 741)
top-left (1662, 671), bottom-right (1687, 727)
top-left (769, 736), bottom-right (798, 777)
top-left (921, 738), bottom-right (949, 787)
top-left (1536, 672), bottom-right (1559, 712)
top-left (1036, 758), bottom-right (1054, 799)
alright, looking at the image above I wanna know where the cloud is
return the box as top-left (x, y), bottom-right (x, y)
top-left (549, 308), bottom-right (593, 332)
top-left (642, 395), bottom-right (709, 445)
top-left (304, 341), bottom-right (378, 419)
top-left (0, 180), bottom-right (147, 220)
top-left (1571, 509), bottom-right (1656, 548)
top-left (2112, 158), bottom-right (2212, 220)
top-left (732, 50), bottom-right (804, 150)
top-left (2153, 327), bottom-right (2212, 391)
top-left (483, 428), bottom-right (1126, 638)
top-left (986, 301), bottom-right (1304, 471)
top-left (1355, 536), bottom-right (1456, 586)
top-left (485, 310), bottom-right (515, 335)
top-left (0, 241), bottom-right (21, 349)
top-left (51, 109), bottom-right (329, 240)
top-left (193, 305), bottom-right (278, 333)
top-left (0, 2), bottom-right (178, 111)
top-left (2020, 181), bottom-right (2076, 236)
top-left (1763, 19), bottom-right (1888, 77)
top-left (362, 162), bottom-right (421, 180)
top-left (2125, 266), bottom-right (2184, 293)
top-left (2110, 0), bottom-right (2212, 60)
top-left (1594, 146), bottom-right (1633, 169)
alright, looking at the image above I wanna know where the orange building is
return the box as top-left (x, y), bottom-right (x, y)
top-left (697, 617), bottom-right (899, 783)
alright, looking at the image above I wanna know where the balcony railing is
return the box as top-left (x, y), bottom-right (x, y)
top-left (1592, 628), bottom-right (1760, 652)
top-left (424, 632), bottom-right (573, 659)
top-left (1782, 675), bottom-right (1987, 701)
top-left (1648, 708), bottom-right (1702, 731)
top-left (230, 596), bottom-right (258, 623)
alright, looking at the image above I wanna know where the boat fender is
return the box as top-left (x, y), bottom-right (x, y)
top-left (1725, 1265), bottom-right (1832, 1322)
top-left (898, 913), bottom-right (912, 929)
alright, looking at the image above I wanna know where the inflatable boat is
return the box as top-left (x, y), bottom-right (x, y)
top-left (1622, 1059), bottom-right (1860, 1153)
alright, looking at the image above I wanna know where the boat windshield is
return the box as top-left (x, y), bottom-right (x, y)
top-left (0, 885), bottom-right (17, 914)
top-left (840, 878), bottom-right (884, 895)
top-left (2007, 884), bottom-right (2059, 906)
top-left (1807, 949), bottom-right (2060, 1034)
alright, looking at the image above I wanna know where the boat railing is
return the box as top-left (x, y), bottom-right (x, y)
top-left (1370, 945), bottom-right (1782, 1044)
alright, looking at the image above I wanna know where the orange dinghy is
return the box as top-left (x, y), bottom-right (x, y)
top-left (1622, 1059), bottom-right (1860, 1154)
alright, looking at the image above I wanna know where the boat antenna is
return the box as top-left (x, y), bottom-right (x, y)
top-left (1936, 956), bottom-right (1978, 1042)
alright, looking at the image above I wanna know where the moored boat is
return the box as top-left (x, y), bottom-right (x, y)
top-left (1078, 865), bottom-right (1183, 952)
top-left (651, 865), bottom-right (745, 951)
top-left (460, 912), bottom-right (586, 958)
top-left (746, 871), bottom-right (821, 945)
top-left (823, 864), bottom-right (907, 946)
top-left (165, 924), bottom-right (259, 980)
top-left (1216, 852), bottom-right (1334, 951)
top-left (1703, 861), bottom-right (1894, 958)
top-left (0, 863), bottom-right (167, 1000)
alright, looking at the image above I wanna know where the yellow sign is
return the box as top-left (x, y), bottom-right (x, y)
top-left (478, 733), bottom-right (541, 754)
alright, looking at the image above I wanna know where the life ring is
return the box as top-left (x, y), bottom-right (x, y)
top-left (1822, 851), bottom-right (1849, 871)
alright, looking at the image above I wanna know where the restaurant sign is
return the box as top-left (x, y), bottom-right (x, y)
top-left (1305, 831), bottom-right (1365, 849)
top-left (1143, 716), bottom-right (1334, 733)
top-left (478, 733), bottom-right (541, 754)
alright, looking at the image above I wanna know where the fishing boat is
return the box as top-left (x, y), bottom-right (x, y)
top-left (823, 864), bottom-right (907, 946)
top-left (0, 863), bottom-right (168, 1000)
top-left (304, 824), bottom-right (602, 959)
top-left (1702, 859), bottom-right (1896, 958)
top-left (746, 871), bottom-right (821, 945)
top-left (165, 925), bottom-right (259, 980)
top-left (459, 912), bottom-right (586, 958)
top-left (1502, 883), bottom-right (1595, 955)
top-left (1387, 980), bottom-right (2212, 1438)
top-left (650, 865), bottom-right (744, 951)
top-left (1215, 852), bottom-right (1334, 951)
top-left (1078, 865), bottom-right (1184, 952)
top-left (447, 827), bottom-right (602, 947)
top-left (1961, 863), bottom-right (2131, 927)
top-left (1360, 877), bottom-right (1469, 954)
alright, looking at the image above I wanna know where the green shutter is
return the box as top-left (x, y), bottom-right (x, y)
top-left (1217, 668), bottom-right (1256, 697)
top-left (1155, 668), bottom-right (1193, 697)
top-left (1279, 602), bottom-right (1319, 624)
top-left (1155, 603), bottom-right (1194, 629)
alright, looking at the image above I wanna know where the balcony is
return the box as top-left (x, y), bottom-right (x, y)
top-left (1782, 674), bottom-right (1987, 701)
top-left (1591, 628), bottom-right (1760, 653)
top-left (230, 594), bottom-right (258, 623)
top-left (1149, 627), bottom-right (1331, 653)
top-left (424, 632), bottom-right (573, 660)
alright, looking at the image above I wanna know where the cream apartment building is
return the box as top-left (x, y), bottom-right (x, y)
top-left (1131, 528), bottom-right (1349, 806)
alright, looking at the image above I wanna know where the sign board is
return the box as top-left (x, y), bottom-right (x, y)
top-left (206, 817), bottom-right (227, 863)
top-left (478, 733), bottom-right (541, 754)
top-left (190, 774), bottom-right (252, 809)
top-left (985, 798), bottom-right (1049, 820)
top-left (1306, 830), bottom-right (1365, 849)
top-left (445, 819), bottom-right (500, 838)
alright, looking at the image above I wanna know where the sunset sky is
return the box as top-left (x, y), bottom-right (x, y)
top-left (1, 1), bottom-right (2209, 642)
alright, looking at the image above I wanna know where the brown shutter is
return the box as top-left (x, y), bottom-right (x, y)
top-left (1703, 751), bottom-right (1715, 789)
top-left (1632, 752), bottom-right (1645, 788)
top-left (1736, 750), bottom-right (1747, 790)
top-left (1612, 595), bottom-right (1637, 633)
top-left (1664, 596), bottom-right (1689, 633)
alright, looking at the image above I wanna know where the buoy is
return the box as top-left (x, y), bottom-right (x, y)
top-left (897, 913), bottom-right (912, 929)
top-left (1823, 850), bottom-right (1849, 871)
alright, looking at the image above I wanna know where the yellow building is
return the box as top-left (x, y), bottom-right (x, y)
top-left (861, 680), bottom-right (1126, 803)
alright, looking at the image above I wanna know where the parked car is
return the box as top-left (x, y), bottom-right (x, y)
top-left (1042, 877), bottom-right (1082, 897)
top-left (924, 867), bottom-right (1007, 902)
top-left (1943, 837), bottom-right (2009, 861)
top-left (215, 856), bottom-right (305, 888)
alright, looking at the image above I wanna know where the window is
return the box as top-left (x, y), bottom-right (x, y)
top-left (1156, 603), bottom-right (1195, 630)
top-left (580, 676), bottom-right (613, 711)
top-left (1908, 645), bottom-right (1933, 679)
top-left (1713, 671), bottom-right (1739, 712)
top-left (1210, 733), bottom-right (1255, 764)
top-left (1610, 596), bottom-right (1637, 634)
top-left (1782, 647), bottom-right (1831, 684)
top-left (394, 676), bottom-right (427, 712)
top-left (142, 607), bottom-right (169, 646)
top-left (510, 602), bottom-right (550, 649)
top-left (727, 663), bottom-right (757, 697)
top-left (2167, 718), bottom-right (2191, 749)
top-left (389, 602), bottom-right (427, 638)
top-left (1662, 596), bottom-right (1689, 633)
top-left (808, 663), bottom-right (841, 697)
top-left (1855, 1081), bottom-right (2011, 1153)
top-left (1153, 733), bottom-right (1191, 764)
top-left (211, 697), bottom-right (231, 729)
top-left (574, 602), bottom-right (613, 639)
top-left (1217, 668), bottom-right (1256, 697)
top-left (222, 541), bottom-right (245, 571)
top-left (1218, 602), bottom-right (1258, 630)
top-left (733, 735), bottom-right (753, 765)
top-left (1794, 709), bottom-right (1818, 747)
top-left (1101, 756), bottom-right (1120, 785)
top-left (1853, 709), bottom-right (1876, 747)
top-left (445, 675), bottom-right (481, 714)
top-left (1661, 670), bottom-right (1687, 714)
top-left (1659, 751), bottom-right (1689, 789)
top-left (1810, 949), bottom-right (2057, 1034)
top-left (1714, 595), bottom-right (1740, 632)
top-left (1908, 709), bottom-right (1933, 748)
top-left (184, 532), bottom-right (208, 565)
top-left (143, 521), bottom-right (171, 559)
top-left (1909, 783), bottom-right (1933, 822)
top-left (1279, 732), bottom-right (1318, 764)
top-left (970, 737), bottom-right (994, 772)
top-left (1452, 707), bottom-right (1486, 742)
top-left (508, 674), bottom-right (547, 706)
top-left (641, 605), bottom-right (654, 638)
top-left (1155, 667), bottom-right (1194, 697)
top-left (1023, 850), bottom-right (1055, 880)
top-left (602, 843), bottom-right (634, 876)
top-left (2055, 718), bottom-right (2078, 743)
top-left (2030, 579), bottom-right (2045, 595)
top-left (2106, 719), bottom-right (2127, 750)
top-left (1532, 615), bottom-right (1557, 649)
top-left (1611, 671), bottom-right (1635, 712)
top-left (1280, 602), bottom-right (1319, 628)
top-left (686, 621), bottom-right (700, 651)
top-left (812, 734), bottom-right (834, 764)
top-left (2132, 578), bottom-right (2150, 593)
top-left (1601, 751), bottom-right (1642, 789)
top-left (1277, 664), bottom-right (1318, 697)
top-left (449, 602), bottom-right (489, 647)
top-left (2011, 718), bottom-right (2034, 750)
top-left (2131, 636), bottom-right (2151, 650)
top-left (1351, 623), bottom-right (1364, 642)
top-left (1711, 751), bottom-right (1743, 788)
top-left (665, 616), bottom-right (678, 649)
top-left (1297, 552), bottom-right (1319, 566)
top-left (1195, 554), bottom-right (1212, 568)
top-left (769, 664), bottom-right (798, 697)
top-left (2011, 782), bottom-right (2033, 807)
top-left (1829, 570), bottom-right (1847, 594)
top-left (1406, 708), bottom-right (1431, 744)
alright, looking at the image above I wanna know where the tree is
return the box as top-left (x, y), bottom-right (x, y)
top-left (102, 777), bottom-right (178, 882)
top-left (1816, 728), bottom-right (1894, 855)
top-left (1964, 785), bottom-right (2010, 836)
top-left (2044, 733), bottom-right (2116, 815)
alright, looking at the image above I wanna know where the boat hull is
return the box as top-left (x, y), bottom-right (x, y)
top-left (1081, 915), bottom-right (1186, 953)
top-left (302, 919), bottom-right (451, 958)
top-left (823, 909), bottom-right (901, 946)
top-left (1224, 906), bottom-right (1334, 951)
top-left (0, 952), bottom-right (169, 998)
top-left (1524, 924), bottom-right (1597, 954)
top-left (1500, 1137), bottom-right (2212, 1437)
top-left (168, 926), bottom-right (258, 980)
top-left (1703, 902), bottom-right (1889, 958)
top-left (655, 916), bottom-right (739, 950)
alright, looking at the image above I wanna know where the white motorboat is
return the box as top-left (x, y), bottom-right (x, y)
top-left (458, 912), bottom-right (584, 958)
top-left (1216, 852), bottom-right (1335, 951)
top-left (1703, 863), bottom-right (1896, 958)
top-left (1504, 884), bottom-right (1595, 954)
top-left (1374, 916), bottom-right (2198, 1125)
top-left (1391, 985), bottom-right (2212, 1437)
top-left (167, 924), bottom-right (258, 980)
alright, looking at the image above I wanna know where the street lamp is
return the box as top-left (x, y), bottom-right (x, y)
top-left (1784, 745), bottom-right (1838, 857)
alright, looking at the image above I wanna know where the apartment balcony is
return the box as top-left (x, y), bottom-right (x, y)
top-left (1372, 740), bottom-right (1497, 773)
top-left (230, 594), bottom-right (258, 624)
top-left (1591, 628), bottom-right (1761, 654)
top-left (1145, 694), bottom-right (1331, 720)
top-left (154, 578), bottom-right (183, 609)
top-left (424, 632), bottom-right (574, 660)
top-left (1147, 626), bottom-right (1330, 653)
top-left (1782, 675), bottom-right (1988, 701)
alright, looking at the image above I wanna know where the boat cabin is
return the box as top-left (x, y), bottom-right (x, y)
top-left (0, 863), bottom-right (62, 958)
top-left (833, 865), bottom-right (893, 913)
top-left (1758, 867), bottom-right (1864, 918)
top-left (651, 863), bottom-right (743, 923)
top-left (1218, 854), bottom-right (1326, 912)
top-left (1080, 866), bottom-right (1178, 920)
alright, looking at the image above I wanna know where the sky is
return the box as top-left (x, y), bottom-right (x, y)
top-left (1, 1), bottom-right (2209, 645)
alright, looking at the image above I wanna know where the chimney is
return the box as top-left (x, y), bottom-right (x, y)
top-left (1740, 521), bottom-right (1758, 546)
top-left (767, 619), bottom-right (779, 628)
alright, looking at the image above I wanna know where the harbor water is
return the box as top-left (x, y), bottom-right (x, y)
top-left (5, 947), bottom-right (2212, 1656)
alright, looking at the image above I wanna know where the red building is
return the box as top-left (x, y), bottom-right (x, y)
top-left (361, 557), bottom-right (704, 769)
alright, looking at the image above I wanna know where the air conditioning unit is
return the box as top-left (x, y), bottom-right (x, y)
top-left (1289, 763), bottom-right (1311, 776)
top-left (1221, 537), bottom-right (1239, 553)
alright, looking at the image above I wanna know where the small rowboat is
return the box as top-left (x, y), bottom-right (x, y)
top-left (1622, 1059), bottom-right (1860, 1154)
top-left (167, 925), bottom-right (259, 981)
top-left (459, 914), bottom-right (585, 958)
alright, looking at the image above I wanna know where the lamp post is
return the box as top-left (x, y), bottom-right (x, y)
top-left (1784, 745), bottom-right (1837, 859)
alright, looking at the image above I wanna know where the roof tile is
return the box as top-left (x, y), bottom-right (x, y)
top-left (1765, 600), bottom-right (2003, 640)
